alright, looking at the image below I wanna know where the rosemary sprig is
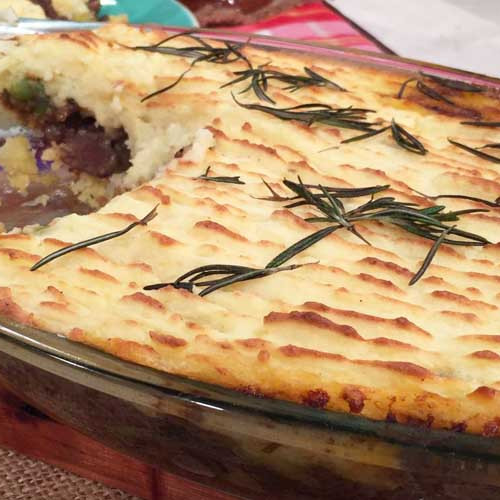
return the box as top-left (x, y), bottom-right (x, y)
top-left (134, 32), bottom-right (250, 66)
top-left (341, 126), bottom-right (391, 144)
top-left (285, 185), bottom-right (389, 208)
top-left (220, 66), bottom-right (345, 104)
top-left (391, 119), bottom-right (427, 155)
top-left (420, 72), bottom-right (484, 92)
top-left (410, 188), bottom-right (500, 208)
top-left (416, 80), bottom-right (455, 106)
top-left (222, 67), bottom-right (275, 104)
top-left (266, 226), bottom-right (339, 268)
top-left (448, 138), bottom-right (500, 164)
top-left (397, 72), bottom-right (482, 103)
top-left (397, 78), bottom-right (417, 99)
top-left (398, 76), bottom-right (448, 103)
top-left (409, 225), bottom-right (456, 286)
top-left (461, 121), bottom-right (500, 128)
top-left (284, 179), bottom-right (488, 246)
top-left (256, 178), bottom-right (389, 203)
top-left (303, 67), bottom-right (346, 91)
top-left (144, 262), bottom-right (308, 296)
top-left (231, 93), bottom-right (375, 131)
top-left (31, 206), bottom-right (158, 272)
top-left (263, 178), bottom-right (489, 284)
top-left (341, 120), bottom-right (426, 155)
top-left (134, 32), bottom-right (251, 101)
top-left (141, 68), bottom-right (191, 103)
top-left (197, 166), bottom-right (245, 185)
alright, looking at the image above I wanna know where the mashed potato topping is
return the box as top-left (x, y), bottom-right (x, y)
top-left (0, 25), bottom-right (498, 435)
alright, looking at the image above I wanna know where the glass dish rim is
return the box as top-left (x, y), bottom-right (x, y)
top-left (2, 314), bottom-right (500, 462)
top-left (167, 26), bottom-right (500, 86)
top-left (1, 27), bottom-right (500, 461)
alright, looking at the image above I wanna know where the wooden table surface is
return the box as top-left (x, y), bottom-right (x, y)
top-left (0, 386), bottom-right (238, 500)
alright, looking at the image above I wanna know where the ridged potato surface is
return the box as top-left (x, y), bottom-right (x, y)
top-left (0, 25), bottom-right (499, 435)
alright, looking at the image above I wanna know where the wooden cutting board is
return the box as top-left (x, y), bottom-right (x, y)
top-left (0, 386), bottom-right (237, 500)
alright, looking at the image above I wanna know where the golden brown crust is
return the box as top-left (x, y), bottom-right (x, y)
top-left (0, 287), bottom-right (35, 325)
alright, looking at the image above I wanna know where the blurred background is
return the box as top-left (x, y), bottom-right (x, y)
top-left (172, 0), bottom-right (500, 77)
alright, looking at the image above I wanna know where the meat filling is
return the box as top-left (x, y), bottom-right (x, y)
top-left (31, 0), bottom-right (64, 19)
top-left (31, 0), bottom-right (100, 19)
top-left (87, 0), bottom-right (100, 15)
top-left (44, 110), bottom-right (131, 178)
top-left (2, 78), bottom-right (131, 178)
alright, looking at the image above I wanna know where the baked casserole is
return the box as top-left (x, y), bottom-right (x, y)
top-left (0, 24), bottom-right (498, 437)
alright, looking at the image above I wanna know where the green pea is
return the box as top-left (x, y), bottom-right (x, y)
top-left (10, 78), bottom-right (42, 101)
top-left (9, 78), bottom-right (50, 115)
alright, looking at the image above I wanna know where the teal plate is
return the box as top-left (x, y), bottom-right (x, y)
top-left (99, 0), bottom-right (198, 27)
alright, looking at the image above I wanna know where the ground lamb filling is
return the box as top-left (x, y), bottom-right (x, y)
top-left (0, 77), bottom-right (133, 229)
top-left (40, 103), bottom-right (131, 178)
top-left (31, 0), bottom-right (61, 19)
top-left (2, 77), bottom-right (132, 177)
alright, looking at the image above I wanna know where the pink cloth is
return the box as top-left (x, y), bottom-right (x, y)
top-left (232, 2), bottom-right (381, 52)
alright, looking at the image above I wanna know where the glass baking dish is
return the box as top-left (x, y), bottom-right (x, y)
top-left (1, 27), bottom-right (500, 499)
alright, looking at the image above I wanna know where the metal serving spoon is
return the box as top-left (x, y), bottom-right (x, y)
top-left (0, 18), bottom-right (105, 36)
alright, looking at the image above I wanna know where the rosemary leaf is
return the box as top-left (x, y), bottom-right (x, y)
top-left (409, 226), bottom-right (456, 286)
top-left (437, 208), bottom-right (489, 220)
top-left (303, 67), bottom-right (346, 91)
top-left (391, 119), bottom-right (427, 155)
top-left (266, 225), bottom-right (339, 269)
top-left (144, 265), bottom-right (254, 291)
top-left (256, 179), bottom-right (389, 204)
top-left (254, 178), bottom-right (292, 201)
top-left (319, 184), bottom-right (351, 229)
top-left (416, 80), bottom-right (455, 106)
top-left (461, 121), bottom-right (500, 128)
top-left (448, 138), bottom-right (500, 164)
top-left (304, 217), bottom-right (332, 223)
top-left (199, 264), bottom-right (304, 296)
top-left (391, 221), bottom-right (486, 246)
top-left (144, 261), bottom-right (308, 296)
top-left (418, 205), bottom-right (446, 216)
top-left (341, 125), bottom-right (391, 144)
top-left (397, 77), bottom-right (418, 99)
top-left (141, 68), bottom-right (192, 102)
top-left (147, 31), bottom-right (212, 49)
top-left (420, 72), bottom-right (484, 92)
top-left (349, 226), bottom-right (373, 246)
top-left (312, 185), bottom-right (390, 197)
top-left (341, 119), bottom-right (427, 154)
top-left (135, 33), bottom-right (248, 65)
top-left (397, 72), bottom-right (482, 103)
top-left (31, 206), bottom-right (158, 272)
top-left (175, 264), bottom-right (255, 283)
top-left (231, 93), bottom-right (375, 132)
top-left (197, 166), bottom-right (245, 184)
top-left (134, 33), bottom-right (250, 101)
top-left (144, 281), bottom-right (195, 292)
top-left (270, 177), bottom-right (489, 279)
top-left (410, 188), bottom-right (500, 208)
top-left (221, 66), bottom-right (346, 103)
